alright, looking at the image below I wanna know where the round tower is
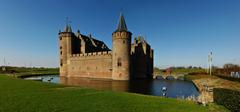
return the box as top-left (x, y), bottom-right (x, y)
top-left (112, 14), bottom-right (132, 80)
top-left (59, 24), bottom-right (73, 77)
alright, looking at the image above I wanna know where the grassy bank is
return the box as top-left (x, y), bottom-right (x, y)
top-left (185, 74), bottom-right (239, 111)
top-left (0, 66), bottom-right (59, 77)
top-left (0, 75), bottom-right (228, 112)
top-left (154, 67), bottom-right (205, 75)
top-left (185, 74), bottom-right (240, 91)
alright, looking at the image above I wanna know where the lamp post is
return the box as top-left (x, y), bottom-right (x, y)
top-left (208, 52), bottom-right (213, 75)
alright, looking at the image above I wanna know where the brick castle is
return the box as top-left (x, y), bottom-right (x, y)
top-left (59, 14), bottom-right (154, 80)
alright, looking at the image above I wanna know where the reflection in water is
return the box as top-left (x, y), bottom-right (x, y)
top-left (60, 76), bottom-right (200, 98)
top-left (60, 77), bottom-right (129, 91)
top-left (25, 75), bottom-right (199, 98)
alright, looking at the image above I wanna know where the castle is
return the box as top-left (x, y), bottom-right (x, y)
top-left (59, 14), bottom-right (154, 80)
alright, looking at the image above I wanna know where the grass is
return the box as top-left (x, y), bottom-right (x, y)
top-left (185, 74), bottom-right (240, 91)
top-left (185, 74), bottom-right (218, 80)
top-left (0, 75), bottom-right (228, 112)
top-left (154, 67), bottom-right (206, 75)
top-left (0, 66), bottom-right (59, 77)
top-left (171, 68), bottom-right (205, 75)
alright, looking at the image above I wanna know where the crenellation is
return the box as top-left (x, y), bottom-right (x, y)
top-left (68, 51), bottom-right (113, 60)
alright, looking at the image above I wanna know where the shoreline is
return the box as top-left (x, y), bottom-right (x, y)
top-left (18, 73), bottom-right (59, 78)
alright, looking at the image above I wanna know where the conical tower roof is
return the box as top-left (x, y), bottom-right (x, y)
top-left (115, 13), bottom-right (128, 32)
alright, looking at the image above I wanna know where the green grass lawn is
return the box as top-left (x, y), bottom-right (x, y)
top-left (0, 66), bottom-right (59, 77)
top-left (0, 75), bottom-right (228, 112)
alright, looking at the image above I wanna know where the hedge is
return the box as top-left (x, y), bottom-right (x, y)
top-left (213, 88), bottom-right (240, 112)
top-left (216, 75), bottom-right (240, 83)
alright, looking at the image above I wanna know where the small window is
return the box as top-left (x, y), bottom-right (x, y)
top-left (117, 58), bottom-right (122, 67)
top-left (60, 51), bottom-right (62, 55)
top-left (123, 40), bottom-right (125, 44)
top-left (60, 59), bottom-right (63, 66)
top-left (60, 46), bottom-right (62, 49)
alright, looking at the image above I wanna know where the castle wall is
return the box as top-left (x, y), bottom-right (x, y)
top-left (67, 51), bottom-right (112, 79)
top-left (131, 42), bottom-right (154, 79)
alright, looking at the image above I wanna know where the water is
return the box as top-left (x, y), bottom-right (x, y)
top-left (24, 75), bottom-right (199, 98)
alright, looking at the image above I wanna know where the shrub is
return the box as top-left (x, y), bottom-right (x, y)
top-left (216, 75), bottom-right (240, 82)
top-left (213, 88), bottom-right (240, 112)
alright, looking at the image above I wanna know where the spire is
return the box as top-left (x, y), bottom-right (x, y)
top-left (76, 29), bottom-right (80, 36)
top-left (64, 25), bottom-right (72, 32)
top-left (116, 13), bottom-right (128, 32)
top-left (68, 25), bottom-right (72, 32)
top-left (64, 17), bottom-right (72, 32)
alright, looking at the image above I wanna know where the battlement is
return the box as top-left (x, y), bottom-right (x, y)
top-left (112, 31), bottom-right (132, 40)
top-left (59, 32), bottom-right (75, 37)
top-left (70, 51), bottom-right (112, 58)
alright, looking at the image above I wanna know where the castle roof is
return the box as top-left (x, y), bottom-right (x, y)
top-left (79, 34), bottom-right (110, 51)
top-left (115, 13), bottom-right (128, 32)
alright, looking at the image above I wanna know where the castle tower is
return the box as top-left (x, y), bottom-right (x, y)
top-left (59, 24), bottom-right (74, 77)
top-left (112, 14), bottom-right (132, 80)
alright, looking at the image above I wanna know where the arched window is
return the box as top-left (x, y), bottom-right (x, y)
top-left (117, 58), bottom-right (122, 67)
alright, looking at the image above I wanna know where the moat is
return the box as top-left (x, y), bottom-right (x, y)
top-left (25, 75), bottom-right (199, 98)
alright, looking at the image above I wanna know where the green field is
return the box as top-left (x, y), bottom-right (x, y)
top-left (0, 66), bottom-right (59, 77)
top-left (0, 75), bottom-right (228, 112)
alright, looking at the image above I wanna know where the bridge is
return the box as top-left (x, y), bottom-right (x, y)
top-left (153, 74), bottom-right (186, 80)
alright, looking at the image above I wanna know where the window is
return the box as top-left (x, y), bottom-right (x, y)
top-left (123, 40), bottom-right (125, 44)
top-left (60, 59), bottom-right (63, 66)
top-left (117, 58), bottom-right (122, 67)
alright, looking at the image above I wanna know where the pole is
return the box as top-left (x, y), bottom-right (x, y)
top-left (209, 52), bottom-right (212, 75)
top-left (207, 56), bottom-right (209, 74)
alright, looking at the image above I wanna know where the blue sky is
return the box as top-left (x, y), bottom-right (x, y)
top-left (0, 0), bottom-right (239, 68)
